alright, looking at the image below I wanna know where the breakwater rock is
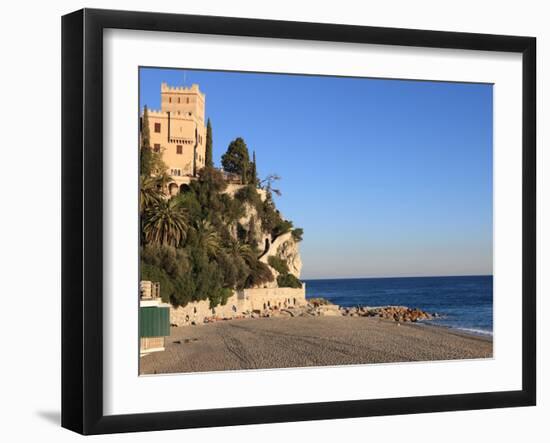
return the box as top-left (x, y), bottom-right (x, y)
top-left (199, 301), bottom-right (437, 324)
top-left (340, 305), bottom-right (437, 322)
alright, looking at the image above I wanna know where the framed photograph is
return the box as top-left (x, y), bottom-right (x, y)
top-left (62, 8), bottom-right (536, 435)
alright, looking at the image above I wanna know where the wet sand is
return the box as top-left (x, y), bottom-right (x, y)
top-left (140, 316), bottom-right (492, 375)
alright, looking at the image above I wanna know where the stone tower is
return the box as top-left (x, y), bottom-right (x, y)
top-left (143, 83), bottom-right (207, 195)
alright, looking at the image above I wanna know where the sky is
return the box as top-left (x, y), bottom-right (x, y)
top-left (139, 67), bottom-right (493, 280)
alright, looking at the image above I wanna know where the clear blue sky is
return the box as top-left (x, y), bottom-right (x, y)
top-left (140, 67), bottom-right (493, 279)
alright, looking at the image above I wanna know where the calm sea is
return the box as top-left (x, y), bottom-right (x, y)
top-left (304, 275), bottom-right (493, 336)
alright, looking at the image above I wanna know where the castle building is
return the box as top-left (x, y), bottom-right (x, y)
top-left (142, 83), bottom-right (207, 195)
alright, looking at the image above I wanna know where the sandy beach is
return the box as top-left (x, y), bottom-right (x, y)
top-left (140, 316), bottom-right (492, 375)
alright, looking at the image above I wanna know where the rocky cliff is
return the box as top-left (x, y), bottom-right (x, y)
top-left (260, 231), bottom-right (302, 277)
top-left (233, 188), bottom-right (303, 289)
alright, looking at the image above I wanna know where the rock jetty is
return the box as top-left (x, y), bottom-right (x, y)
top-left (340, 305), bottom-right (437, 322)
top-left (198, 298), bottom-right (437, 324)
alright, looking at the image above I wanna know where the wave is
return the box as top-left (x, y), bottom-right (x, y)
top-left (452, 326), bottom-right (493, 337)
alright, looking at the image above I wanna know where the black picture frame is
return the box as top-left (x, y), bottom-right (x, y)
top-left (61, 8), bottom-right (536, 435)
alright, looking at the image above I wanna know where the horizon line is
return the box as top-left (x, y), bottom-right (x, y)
top-left (302, 274), bottom-right (493, 281)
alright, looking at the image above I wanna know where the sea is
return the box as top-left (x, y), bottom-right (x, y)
top-left (304, 275), bottom-right (493, 336)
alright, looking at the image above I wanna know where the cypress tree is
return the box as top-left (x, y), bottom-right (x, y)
top-left (247, 215), bottom-right (259, 249)
top-left (250, 151), bottom-right (257, 185)
top-left (205, 118), bottom-right (213, 168)
top-left (140, 106), bottom-right (153, 176)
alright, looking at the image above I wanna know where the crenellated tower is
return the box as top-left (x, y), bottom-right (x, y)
top-left (141, 83), bottom-right (207, 195)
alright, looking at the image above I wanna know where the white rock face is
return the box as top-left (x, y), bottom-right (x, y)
top-left (260, 231), bottom-right (303, 279)
top-left (235, 202), bottom-right (269, 251)
top-left (276, 235), bottom-right (302, 278)
top-left (232, 188), bottom-right (303, 285)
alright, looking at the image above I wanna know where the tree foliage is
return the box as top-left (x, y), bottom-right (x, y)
top-left (205, 118), bottom-right (213, 168)
top-left (221, 137), bottom-right (251, 184)
top-left (140, 106), bottom-right (153, 177)
top-left (268, 256), bottom-right (289, 275)
top-left (291, 227), bottom-right (304, 242)
top-left (259, 173), bottom-right (282, 196)
top-left (140, 175), bottom-right (162, 213)
top-left (143, 198), bottom-right (188, 247)
top-left (277, 273), bottom-right (302, 289)
top-left (140, 125), bottom-right (304, 307)
top-left (250, 151), bottom-right (258, 186)
top-left (269, 255), bottom-right (303, 289)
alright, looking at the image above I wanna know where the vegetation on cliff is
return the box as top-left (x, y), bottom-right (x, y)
top-left (139, 117), bottom-right (303, 308)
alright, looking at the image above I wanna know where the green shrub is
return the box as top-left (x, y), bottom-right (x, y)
top-left (235, 184), bottom-right (260, 206)
top-left (245, 260), bottom-right (274, 288)
top-left (277, 273), bottom-right (302, 288)
top-left (272, 219), bottom-right (293, 238)
top-left (259, 198), bottom-right (281, 234)
top-left (220, 193), bottom-right (245, 222)
top-left (140, 262), bottom-right (175, 303)
top-left (215, 251), bottom-right (248, 290)
top-left (268, 256), bottom-right (289, 275)
top-left (141, 244), bottom-right (190, 280)
top-left (291, 228), bottom-right (303, 242)
top-left (209, 287), bottom-right (233, 309)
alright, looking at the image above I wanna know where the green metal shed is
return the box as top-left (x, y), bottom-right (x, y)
top-left (140, 306), bottom-right (170, 338)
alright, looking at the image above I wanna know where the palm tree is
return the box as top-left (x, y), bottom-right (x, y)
top-left (143, 198), bottom-right (188, 247)
top-left (154, 171), bottom-right (173, 192)
top-left (193, 220), bottom-right (221, 258)
top-left (224, 237), bottom-right (255, 264)
top-left (139, 175), bottom-right (162, 213)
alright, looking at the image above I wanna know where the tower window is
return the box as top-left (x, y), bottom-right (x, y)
top-left (169, 97), bottom-right (172, 103)
top-left (154, 123), bottom-right (161, 133)
top-left (176, 145), bottom-right (183, 154)
top-left (153, 144), bottom-right (160, 153)
top-left (177, 97), bottom-right (180, 103)
top-left (186, 97), bottom-right (190, 104)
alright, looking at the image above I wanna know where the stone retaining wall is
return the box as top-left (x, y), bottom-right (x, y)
top-left (242, 286), bottom-right (307, 311)
top-left (170, 286), bottom-right (306, 326)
